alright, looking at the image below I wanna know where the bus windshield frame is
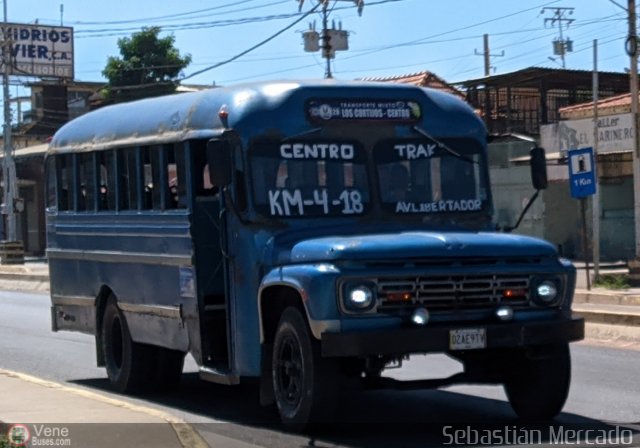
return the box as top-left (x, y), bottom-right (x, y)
top-left (373, 137), bottom-right (490, 216)
top-left (248, 136), bottom-right (491, 222)
top-left (249, 139), bottom-right (370, 219)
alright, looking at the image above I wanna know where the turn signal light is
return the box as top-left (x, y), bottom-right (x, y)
top-left (386, 292), bottom-right (413, 302)
top-left (502, 289), bottom-right (527, 299)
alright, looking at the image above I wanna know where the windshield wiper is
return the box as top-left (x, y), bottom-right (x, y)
top-left (282, 127), bottom-right (322, 141)
top-left (412, 125), bottom-right (478, 165)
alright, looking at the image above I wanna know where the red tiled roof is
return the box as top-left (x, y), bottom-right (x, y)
top-left (559, 92), bottom-right (632, 116)
top-left (360, 71), bottom-right (464, 99)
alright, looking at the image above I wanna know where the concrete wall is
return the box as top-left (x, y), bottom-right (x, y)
top-left (489, 141), bottom-right (545, 240)
top-left (491, 165), bottom-right (545, 239)
top-left (593, 176), bottom-right (634, 261)
top-left (544, 182), bottom-right (580, 258)
top-left (488, 140), bottom-right (634, 261)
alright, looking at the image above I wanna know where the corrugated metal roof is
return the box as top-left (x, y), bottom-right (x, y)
top-left (458, 67), bottom-right (630, 91)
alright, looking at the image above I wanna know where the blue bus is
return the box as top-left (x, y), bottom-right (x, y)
top-left (46, 80), bottom-right (584, 429)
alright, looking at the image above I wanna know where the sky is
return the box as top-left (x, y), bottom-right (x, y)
top-left (4, 0), bottom-right (634, 96)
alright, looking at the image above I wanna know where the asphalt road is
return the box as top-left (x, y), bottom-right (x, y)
top-left (1, 290), bottom-right (639, 447)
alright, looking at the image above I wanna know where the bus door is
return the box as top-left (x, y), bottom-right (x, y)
top-left (190, 140), bottom-right (230, 371)
top-left (193, 133), bottom-right (248, 383)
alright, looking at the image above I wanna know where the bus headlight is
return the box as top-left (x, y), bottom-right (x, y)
top-left (533, 279), bottom-right (560, 306)
top-left (343, 283), bottom-right (376, 311)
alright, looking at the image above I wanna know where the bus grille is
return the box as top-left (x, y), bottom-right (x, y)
top-left (377, 274), bottom-right (530, 311)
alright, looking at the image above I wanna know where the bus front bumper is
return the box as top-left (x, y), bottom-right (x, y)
top-left (321, 316), bottom-right (584, 357)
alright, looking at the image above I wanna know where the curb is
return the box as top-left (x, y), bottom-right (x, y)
top-left (574, 290), bottom-right (640, 306)
top-left (0, 276), bottom-right (49, 293)
top-left (0, 280), bottom-right (49, 293)
top-left (0, 273), bottom-right (49, 282)
top-left (0, 369), bottom-right (209, 448)
top-left (573, 305), bottom-right (640, 326)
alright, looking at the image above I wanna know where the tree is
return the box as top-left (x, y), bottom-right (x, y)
top-left (102, 27), bottom-right (192, 103)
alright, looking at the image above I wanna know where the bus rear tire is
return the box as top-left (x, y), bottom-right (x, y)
top-left (504, 343), bottom-right (571, 421)
top-left (271, 307), bottom-right (340, 431)
top-left (101, 296), bottom-right (154, 393)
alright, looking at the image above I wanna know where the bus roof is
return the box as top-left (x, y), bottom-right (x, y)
top-left (48, 79), bottom-right (483, 154)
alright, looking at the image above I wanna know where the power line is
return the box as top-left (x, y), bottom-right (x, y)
top-left (72, 0), bottom-right (405, 38)
top-left (14, 0), bottom-right (629, 92)
top-left (331, 12), bottom-right (623, 78)
top-left (34, 0), bottom-right (279, 26)
top-left (182, 2), bottom-right (321, 81)
top-left (74, 12), bottom-right (305, 37)
top-left (71, 0), bottom-right (274, 25)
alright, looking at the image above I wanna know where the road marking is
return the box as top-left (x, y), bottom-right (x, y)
top-left (0, 368), bottom-right (210, 448)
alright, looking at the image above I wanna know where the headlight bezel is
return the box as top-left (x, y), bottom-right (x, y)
top-left (341, 281), bottom-right (378, 313)
top-left (531, 277), bottom-right (563, 307)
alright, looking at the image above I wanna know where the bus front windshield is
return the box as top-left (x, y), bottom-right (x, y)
top-left (250, 140), bottom-right (370, 218)
top-left (374, 138), bottom-right (489, 215)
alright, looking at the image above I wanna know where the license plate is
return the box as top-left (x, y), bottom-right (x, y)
top-left (449, 328), bottom-right (487, 350)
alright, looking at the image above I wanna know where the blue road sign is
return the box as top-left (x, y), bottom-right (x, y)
top-left (568, 147), bottom-right (596, 198)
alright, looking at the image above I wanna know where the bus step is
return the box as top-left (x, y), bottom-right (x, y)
top-left (204, 304), bottom-right (226, 312)
top-left (199, 366), bottom-right (239, 385)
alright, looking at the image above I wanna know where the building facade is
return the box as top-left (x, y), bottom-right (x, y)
top-left (541, 94), bottom-right (637, 260)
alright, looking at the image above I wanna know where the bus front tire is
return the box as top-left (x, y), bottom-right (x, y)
top-left (271, 307), bottom-right (340, 431)
top-left (504, 343), bottom-right (571, 421)
top-left (101, 296), bottom-right (154, 393)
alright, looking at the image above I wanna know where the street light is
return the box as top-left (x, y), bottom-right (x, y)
top-left (548, 57), bottom-right (563, 68)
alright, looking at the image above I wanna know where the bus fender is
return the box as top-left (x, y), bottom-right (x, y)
top-left (258, 265), bottom-right (341, 343)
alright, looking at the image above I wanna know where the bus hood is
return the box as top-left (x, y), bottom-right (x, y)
top-left (282, 231), bottom-right (557, 263)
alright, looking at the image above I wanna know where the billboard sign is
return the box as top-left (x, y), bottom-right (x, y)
top-left (0, 23), bottom-right (74, 79)
top-left (540, 113), bottom-right (633, 155)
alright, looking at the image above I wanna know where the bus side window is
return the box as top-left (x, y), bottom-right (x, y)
top-left (78, 153), bottom-right (96, 212)
top-left (45, 156), bottom-right (57, 210)
top-left (192, 140), bottom-right (217, 197)
top-left (142, 146), bottom-right (162, 209)
top-left (232, 141), bottom-right (248, 212)
top-left (118, 147), bottom-right (139, 210)
top-left (166, 144), bottom-right (187, 209)
top-left (97, 151), bottom-right (117, 211)
top-left (58, 154), bottom-right (73, 211)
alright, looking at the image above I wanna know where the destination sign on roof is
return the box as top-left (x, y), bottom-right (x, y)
top-left (307, 99), bottom-right (422, 123)
top-left (0, 23), bottom-right (74, 79)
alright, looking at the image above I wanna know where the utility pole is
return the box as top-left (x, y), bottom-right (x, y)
top-left (623, 0), bottom-right (640, 283)
top-left (1, 0), bottom-right (18, 244)
top-left (542, 7), bottom-right (574, 68)
top-left (299, 0), bottom-right (363, 79)
top-left (474, 34), bottom-right (504, 77)
top-left (592, 39), bottom-right (600, 282)
top-left (321, 1), bottom-right (332, 78)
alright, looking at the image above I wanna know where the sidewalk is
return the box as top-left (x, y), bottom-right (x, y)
top-left (0, 259), bottom-right (49, 292)
top-left (0, 369), bottom-right (207, 448)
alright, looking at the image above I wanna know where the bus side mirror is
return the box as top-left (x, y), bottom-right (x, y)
top-left (530, 146), bottom-right (548, 190)
top-left (206, 139), bottom-right (232, 187)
